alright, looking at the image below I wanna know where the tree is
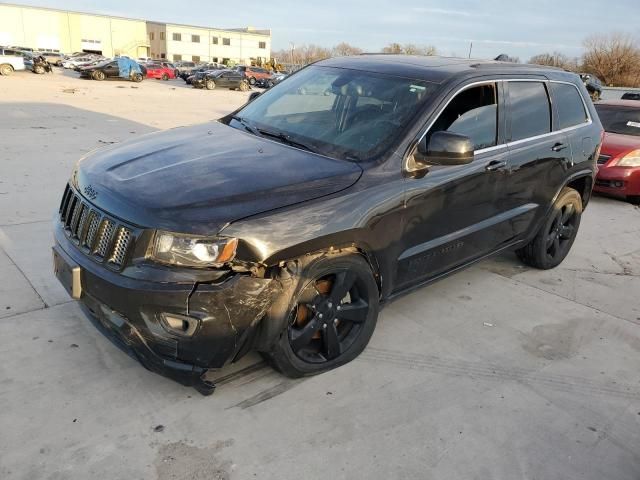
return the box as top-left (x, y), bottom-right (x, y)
top-left (528, 52), bottom-right (576, 70)
top-left (381, 43), bottom-right (437, 55)
top-left (332, 42), bottom-right (363, 57)
top-left (582, 33), bottom-right (640, 87)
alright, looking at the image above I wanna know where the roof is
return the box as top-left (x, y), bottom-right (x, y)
top-left (596, 100), bottom-right (640, 108)
top-left (0, 2), bottom-right (270, 37)
top-left (317, 54), bottom-right (572, 84)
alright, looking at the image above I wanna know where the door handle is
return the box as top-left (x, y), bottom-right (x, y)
top-left (485, 160), bottom-right (507, 172)
top-left (552, 142), bottom-right (568, 152)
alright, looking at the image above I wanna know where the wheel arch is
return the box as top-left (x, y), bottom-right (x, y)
top-left (558, 170), bottom-right (594, 208)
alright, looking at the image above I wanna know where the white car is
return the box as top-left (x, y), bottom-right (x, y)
top-left (62, 56), bottom-right (103, 69)
top-left (0, 55), bottom-right (25, 75)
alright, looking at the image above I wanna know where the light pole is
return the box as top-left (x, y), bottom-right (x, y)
top-left (290, 42), bottom-right (295, 67)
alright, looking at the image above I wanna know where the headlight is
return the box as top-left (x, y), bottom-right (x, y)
top-left (617, 149), bottom-right (640, 167)
top-left (151, 231), bottom-right (238, 267)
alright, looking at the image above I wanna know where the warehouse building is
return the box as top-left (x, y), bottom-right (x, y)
top-left (0, 3), bottom-right (271, 64)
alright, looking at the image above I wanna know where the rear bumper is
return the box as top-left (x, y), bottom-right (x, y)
top-left (594, 165), bottom-right (640, 197)
top-left (53, 223), bottom-right (279, 393)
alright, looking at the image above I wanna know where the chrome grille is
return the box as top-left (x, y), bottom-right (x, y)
top-left (108, 227), bottom-right (132, 266)
top-left (597, 154), bottom-right (611, 165)
top-left (58, 185), bottom-right (135, 270)
top-left (94, 220), bottom-right (116, 258)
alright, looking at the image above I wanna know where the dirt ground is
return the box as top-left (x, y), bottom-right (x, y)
top-left (1, 68), bottom-right (640, 480)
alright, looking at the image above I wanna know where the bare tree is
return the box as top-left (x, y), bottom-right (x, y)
top-left (582, 33), bottom-right (640, 87)
top-left (332, 42), bottom-right (363, 57)
top-left (382, 43), bottom-right (437, 55)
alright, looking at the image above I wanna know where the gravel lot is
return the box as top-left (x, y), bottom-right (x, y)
top-left (1, 69), bottom-right (639, 480)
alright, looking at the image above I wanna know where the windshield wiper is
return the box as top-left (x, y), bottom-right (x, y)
top-left (231, 115), bottom-right (262, 137)
top-left (256, 128), bottom-right (316, 153)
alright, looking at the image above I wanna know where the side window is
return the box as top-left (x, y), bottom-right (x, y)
top-left (428, 84), bottom-right (498, 151)
top-left (509, 81), bottom-right (551, 141)
top-left (551, 83), bottom-right (588, 130)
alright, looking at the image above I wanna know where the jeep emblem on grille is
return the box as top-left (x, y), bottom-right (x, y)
top-left (84, 185), bottom-right (98, 200)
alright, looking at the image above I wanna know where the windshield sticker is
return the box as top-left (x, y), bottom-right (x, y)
top-left (627, 121), bottom-right (640, 128)
top-left (409, 85), bottom-right (426, 92)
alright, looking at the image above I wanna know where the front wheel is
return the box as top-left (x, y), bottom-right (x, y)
top-left (516, 187), bottom-right (582, 269)
top-left (92, 70), bottom-right (105, 81)
top-left (161, 73), bottom-right (169, 81)
top-left (205, 79), bottom-right (216, 90)
top-left (238, 80), bottom-right (249, 91)
top-left (248, 76), bottom-right (256, 85)
top-left (131, 73), bottom-right (143, 83)
top-left (33, 65), bottom-right (45, 74)
top-left (0, 64), bottom-right (14, 76)
top-left (262, 254), bottom-right (379, 377)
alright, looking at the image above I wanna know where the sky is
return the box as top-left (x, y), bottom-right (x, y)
top-left (12, 0), bottom-right (639, 60)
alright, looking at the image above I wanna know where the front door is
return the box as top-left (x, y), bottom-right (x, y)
top-left (395, 81), bottom-right (514, 290)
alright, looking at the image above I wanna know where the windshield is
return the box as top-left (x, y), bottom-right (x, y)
top-left (231, 65), bottom-right (437, 161)
top-left (596, 104), bottom-right (640, 136)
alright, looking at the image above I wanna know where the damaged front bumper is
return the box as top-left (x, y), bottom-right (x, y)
top-left (53, 225), bottom-right (279, 395)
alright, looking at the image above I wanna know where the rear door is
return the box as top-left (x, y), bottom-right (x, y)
top-left (504, 79), bottom-right (572, 239)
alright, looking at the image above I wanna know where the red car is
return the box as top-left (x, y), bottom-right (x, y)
top-left (145, 63), bottom-right (176, 81)
top-left (594, 100), bottom-right (640, 204)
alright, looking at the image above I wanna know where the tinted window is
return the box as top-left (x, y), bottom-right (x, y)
top-left (595, 104), bottom-right (640, 136)
top-left (428, 84), bottom-right (498, 150)
top-left (509, 82), bottom-right (551, 141)
top-left (551, 83), bottom-right (588, 130)
top-left (236, 65), bottom-right (437, 160)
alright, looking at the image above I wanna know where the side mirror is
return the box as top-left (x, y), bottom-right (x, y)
top-left (248, 91), bottom-right (261, 102)
top-left (416, 131), bottom-right (474, 167)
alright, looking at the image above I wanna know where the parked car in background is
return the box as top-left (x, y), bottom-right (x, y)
top-left (175, 61), bottom-right (196, 76)
top-left (255, 72), bottom-right (287, 89)
top-left (235, 65), bottom-right (273, 85)
top-left (580, 73), bottom-right (603, 101)
top-left (63, 55), bottom-right (103, 69)
top-left (78, 58), bottom-right (146, 82)
top-left (191, 69), bottom-right (249, 90)
top-left (53, 56), bottom-right (601, 394)
top-left (145, 63), bottom-right (175, 80)
top-left (594, 100), bottom-right (640, 203)
top-left (621, 92), bottom-right (640, 101)
top-left (40, 52), bottom-right (65, 66)
top-left (0, 54), bottom-right (25, 75)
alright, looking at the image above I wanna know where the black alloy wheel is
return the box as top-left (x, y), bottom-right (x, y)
top-left (248, 76), bottom-right (256, 85)
top-left (263, 254), bottom-right (379, 377)
top-left (517, 187), bottom-right (582, 269)
top-left (289, 271), bottom-right (370, 364)
top-left (545, 203), bottom-right (578, 261)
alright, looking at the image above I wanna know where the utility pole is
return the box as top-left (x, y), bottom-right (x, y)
top-left (290, 42), bottom-right (295, 66)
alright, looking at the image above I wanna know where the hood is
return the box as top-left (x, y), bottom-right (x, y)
top-left (601, 132), bottom-right (640, 159)
top-left (74, 121), bottom-right (362, 235)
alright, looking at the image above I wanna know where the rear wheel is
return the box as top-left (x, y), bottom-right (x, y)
top-left (131, 72), bottom-right (143, 83)
top-left (248, 76), bottom-right (256, 85)
top-left (92, 70), bottom-right (105, 81)
top-left (205, 79), bottom-right (216, 90)
top-left (33, 65), bottom-right (45, 74)
top-left (516, 187), bottom-right (582, 269)
top-left (238, 80), bottom-right (249, 91)
top-left (0, 64), bottom-right (14, 76)
top-left (262, 254), bottom-right (379, 377)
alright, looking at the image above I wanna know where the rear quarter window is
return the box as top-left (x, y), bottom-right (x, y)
top-left (551, 83), bottom-right (588, 130)
top-left (508, 81), bottom-right (551, 141)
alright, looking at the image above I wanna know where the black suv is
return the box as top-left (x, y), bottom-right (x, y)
top-left (53, 56), bottom-right (602, 394)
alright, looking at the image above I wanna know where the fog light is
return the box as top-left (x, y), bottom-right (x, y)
top-left (160, 313), bottom-right (199, 337)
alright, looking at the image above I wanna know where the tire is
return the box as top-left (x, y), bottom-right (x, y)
top-left (161, 73), bottom-right (169, 81)
top-left (516, 187), bottom-right (583, 269)
top-left (34, 65), bottom-right (45, 74)
top-left (628, 196), bottom-right (640, 205)
top-left (132, 73), bottom-right (143, 83)
top-left (248, 76), bottom-right (256, 85)
top-left (205, 79), bottom-right (215, 90)
top-left (238, 80), bottom-right (249, 92)
top-left (92, 70), bottom-right (105, 81)
top-left (0, 64), bottom-right (14, 76)
top-left (262, 253), bottom-right (379, 378)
